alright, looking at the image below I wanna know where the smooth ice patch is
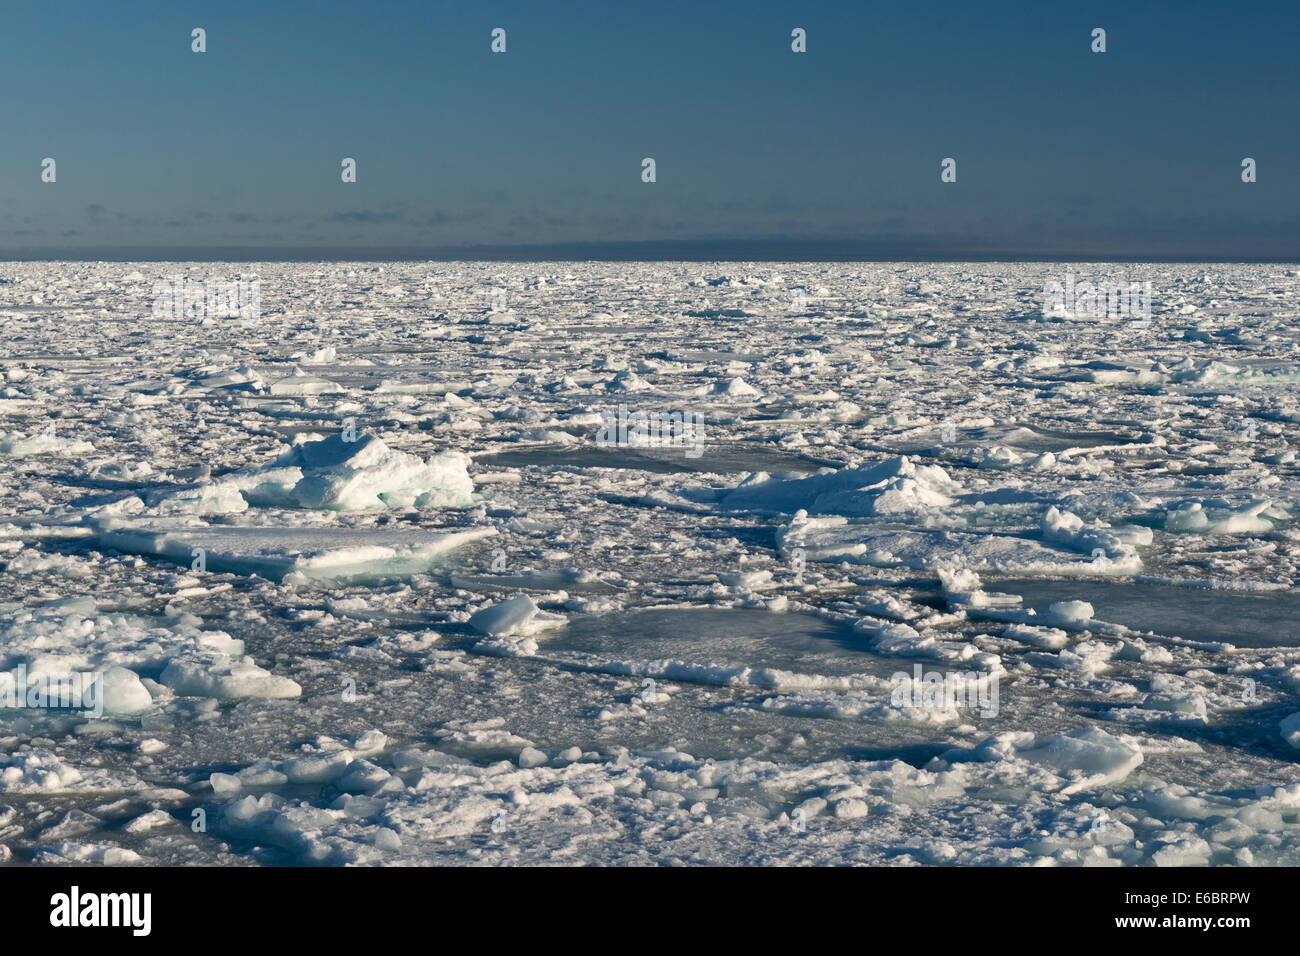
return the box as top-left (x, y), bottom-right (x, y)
top-left (98, 523), bottom-right (497, 583)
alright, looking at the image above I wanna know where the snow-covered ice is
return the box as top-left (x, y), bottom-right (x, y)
top-left (0, 259), bottom-right (1298, 866)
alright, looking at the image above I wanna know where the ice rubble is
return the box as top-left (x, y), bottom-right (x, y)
top-left (246, 433), bottom-right (474, 510)
top-left (779, 514), bottom-right (1135, 576)
top-left (950, 727), bottom-right (1143, 796)
top-left (0, 429), bottom-right (94, 457)
top-left (0, 604), bottom-right (301, 708)
top-left (183, 719), bottom-right (1300, 866)
top-left (714, 456), bottom-right (959, 517)
top-left (151, 432), bottom-right (475, 514)
top-left (696, 377), bottom-right (763, 401)
top-left (1040, 506), bottom-right (1151, 564)
top-left (1163, 499), bottom-right (1290, 534)
top-left (0, 750), bottom-right (143, 795)
top-left (714, 462), bottom-right (1151, 577)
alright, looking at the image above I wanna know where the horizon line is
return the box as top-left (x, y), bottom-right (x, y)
top-left (0, 238), bottom-right (1297, 265)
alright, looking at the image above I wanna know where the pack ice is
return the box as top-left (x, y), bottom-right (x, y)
top-left (0, 260), bottom-right (1298, 866)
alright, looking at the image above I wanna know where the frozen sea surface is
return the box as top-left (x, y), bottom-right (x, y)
top-left (0, 260), bottom-right (1298, 866)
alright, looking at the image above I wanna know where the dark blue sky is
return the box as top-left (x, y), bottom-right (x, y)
top-left (2, 0), bottom-right (1296, 259)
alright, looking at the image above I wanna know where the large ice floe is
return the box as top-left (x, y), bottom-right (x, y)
top-left (0, 260), bottom-right (1299, 865)
top-left (97, 524), bottom-right (496, 584)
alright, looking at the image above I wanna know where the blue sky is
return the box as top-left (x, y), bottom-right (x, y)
top-left (1, 0), bottom-right (1296, 258)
